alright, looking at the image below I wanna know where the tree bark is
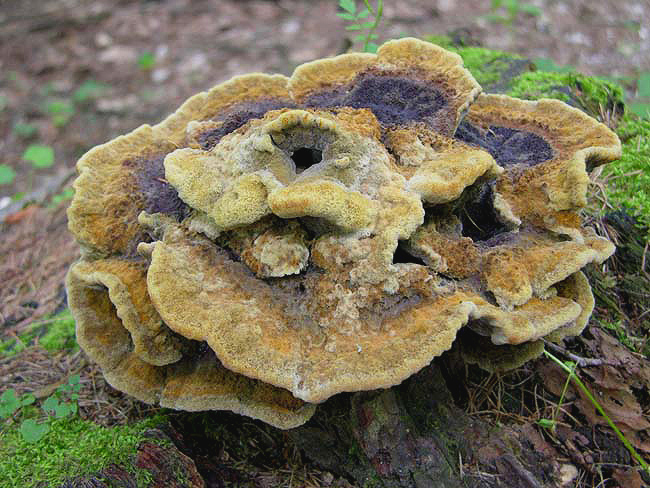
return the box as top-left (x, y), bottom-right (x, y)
top-left (290, 362), bottom-right (562, 488)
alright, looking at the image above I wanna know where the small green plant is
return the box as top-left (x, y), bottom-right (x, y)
top-left (42, 375), bottom-right (81, 420)
top-left (22, 144), bottom-right (54, 169)
top-left (0, 389), bottom-right (35, 420)
top-left (541, 350), bottom-right (650, 474)
top-left (337, 0), bottom-right (383, 53)
top-left (598, 319), bottom-right (646, 353)
top-left (137, 51), bottom-right (156, 71)
top-left (13, 122), bottom-right (37, 139)
top-left (49, 187), bottom-right (74, 207)
top-left (485, 0), bottom-right (541, 26)
top-left (0, 375), bottom-right (81, 444)
top-left (537, 358), bottom-right (576, 432)
top-left (72, 80), bottom-right (107, 104)
top-left (45, 100), bottom-right (75, 127)
top-left (0, 164), bottom-right (16, 185)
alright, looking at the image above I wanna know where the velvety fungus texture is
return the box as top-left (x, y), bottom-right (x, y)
top-left (67, 38), bottom-right (621, 428)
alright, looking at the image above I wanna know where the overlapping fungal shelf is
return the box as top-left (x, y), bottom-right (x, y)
top-left (67, 38), bottom-right (621, 428)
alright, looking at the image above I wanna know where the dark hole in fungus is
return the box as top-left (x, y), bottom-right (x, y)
top-left (392, 241), bottom-right (427, 265)
top-left (291, 147), bottom-right (322, 172)
top-left (306, 73), bottom-right (446, 127)
top-left (459, 183), bottom-right (508, 242)
top-left (455, 121), bottom-right (553, 167)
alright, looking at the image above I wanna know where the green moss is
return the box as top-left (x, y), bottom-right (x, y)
top-left (601, 116), bottom-right (650, 237)
top-left (455, 46), bottom-right (525, 87)
top-left (506, 71), bottom-right (625, 116)
top-left (0, 414), bottom-right (168, 487)
top-left (38, 309), bottom-right (77, 354)
top-left (424, 37), bottom-right (527, 89)
top-left (0, 309), bottom-right (77, 358)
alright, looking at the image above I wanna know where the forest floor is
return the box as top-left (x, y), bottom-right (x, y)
top-left (1, 1), bottom-right (650, 487)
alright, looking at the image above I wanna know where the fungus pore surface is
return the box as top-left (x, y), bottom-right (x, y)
top-left (66, 38), bottom-right (621, 428)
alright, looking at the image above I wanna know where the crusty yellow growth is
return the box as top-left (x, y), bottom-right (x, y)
top-left (482, 230), bottom-right (613, 309)
top-left (407, 147), bottom-right (501, 204)
top-left (66, 259), bottom-right (315, 428)
top-left (290, 37), bottom-right (481, 136)
top-left (145, 220), bottom-right (476, 403)
top-left (71, 259), bottom-right (182, 366)
top-left (289, 53), bottom-right (376, 103)
top-left (66, 38), bottom-right (621, 427)
top-left (156, 73), bottom-right (291, 146)
top-left (67, 125), bottom-right (176, 257)
top-left (268, 181), bottom-right (377, 232)
top-left (464, 94), bottom-right (622, 233)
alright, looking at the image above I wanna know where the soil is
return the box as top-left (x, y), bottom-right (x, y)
top-left (1, 1), bottom-right (649, 487)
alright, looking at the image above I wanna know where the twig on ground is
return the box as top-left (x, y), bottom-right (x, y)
top-left (542, 340), bottom-right (608, 367)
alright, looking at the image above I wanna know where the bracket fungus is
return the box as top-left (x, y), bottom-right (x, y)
top-left (67, 38), bottom-right (621, 428)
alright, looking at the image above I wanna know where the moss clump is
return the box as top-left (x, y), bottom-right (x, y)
top-left (0, 309), bottom-right (77, 358)
top-left (425, 36), bottom-right (529, 89)
top-left (507, 71), bottom-right (625, 116)
top-left (454, 46), bottom-right (527, 88)
top-left (39, 309), bottom-right (77, 353)
top-left (601, 116), bottom-right (650, 237)
top-left (0, 414), bottom-right (168, 488)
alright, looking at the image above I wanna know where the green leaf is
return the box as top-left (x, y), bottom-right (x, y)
top-left (73, 80), bottom-right (107, 103)
top-left (46, 100), bottom-right (75, 116)
top-left (537, 418), bottom-right (555, 429)
top-left (353, 33), bottom-right (367, 42)
top-left (137, 52), bottom-right (156, 71)
top-left (356, 8), bottom-right (370, 18)
top-left (483, 13), bottom-right (508, 24)
top-left (364, 42), bottom-right (379, 53)
top-left (358, 21), bottom-right (375, 28)
top-left (339, 0), bottom-right (356, 14)
top-left (19, 419), bottom-right (50, 443)
top-left (54, 402), bottom-right (73, 418)
top-left (345, 24), bottom-right (363, 30)
top-left (20, 393), bottom-right (36, 406)
top-left (23, 145), bottom-right (54, 169)
top-left (0, 389), bottom-right (20, 418)
top-left (336, 12), bottom-right (357, 20)
top-left (0, 164), bottom-right (16, 185)
top-left (50, 187), bottom-right (74, 206)
top-left (42, 395), bottom-right (59, 415)
top-left (520, 4), bottom-right (542, 16)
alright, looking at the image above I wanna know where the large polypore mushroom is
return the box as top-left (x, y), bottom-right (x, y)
top-left (67, 38), bottom-right (621, 428)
